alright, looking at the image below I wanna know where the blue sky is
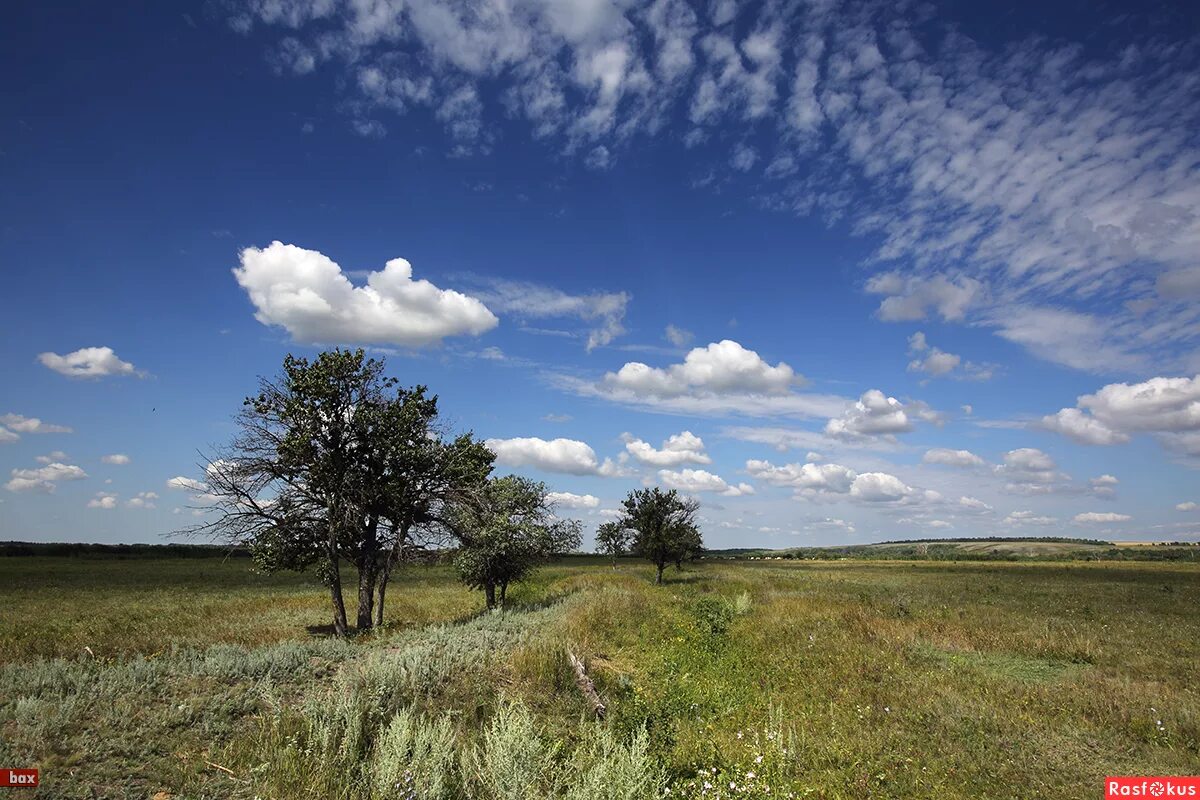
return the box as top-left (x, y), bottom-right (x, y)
top-left (2, 0), bottom-right (1199, 547)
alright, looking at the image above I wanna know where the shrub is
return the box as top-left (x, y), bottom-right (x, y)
top-left (692, 596), bottom-right (735, 637)
top-left (369, 707), bottom-right (458, 800)
top-left (470, 700), bottom-right (556, 800)
top-left (563, 725), bottom-right (662, 800)
top-left (731, 591), bottom-right (753, 616)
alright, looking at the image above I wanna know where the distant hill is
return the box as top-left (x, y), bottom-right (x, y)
top-left (705, 536), bottom-right (1199, 562)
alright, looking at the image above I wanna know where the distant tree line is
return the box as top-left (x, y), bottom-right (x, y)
top-left (0, 541), bottom-right (252, 559)
top-left (185, 349), bottom-right (705, 637)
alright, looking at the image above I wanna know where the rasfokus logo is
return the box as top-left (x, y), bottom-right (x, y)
top-left (1106, 777), bottom-right (1200, 798)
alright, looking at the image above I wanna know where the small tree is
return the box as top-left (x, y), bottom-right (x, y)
top-left (371, 431), bottom-right (494, 627)
top-left (673, 523), bottom-right (704, 570)
top-left (617, 487), bottom-right (702, 585)
top-left (595, 521), bottom-right (631, 569)
top-left (454, 475), bottom-right (582, 609)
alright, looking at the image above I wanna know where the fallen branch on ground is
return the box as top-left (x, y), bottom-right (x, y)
top-left (204, 761), bottom-right (247, 783)
top-left (567, 651), bottom-right (606, 720)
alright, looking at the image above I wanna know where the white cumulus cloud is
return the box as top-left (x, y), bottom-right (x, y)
top-left (1003, 511), bottom-right (1058, 527)
top-left (0, 413), bottom-right (73, 434)
top-left (906, 331), bottom-right (960, 376)
top-left (1043, 375), bottom-right (1200, 456)
top-left (37, 347), bottom-right (142, 379)
top-left (88, 492), bottom-right (118, 509)
top-left (657, 468), bottom-right (753, 496)
top-left (746, 459), bottom-right (857, 494)
top-left (167, 476), bottom-right (208, 493)
top-left (1073, 511), bottom-right (1131, 524)
top-left (922, 448), bottom-right (985, 468)
top-left (994, 448), bottom-right (1070, 495)
top-left (605, 339), bottom-right (797, 397)
top-left (485, 436), bottom-right (622, 476)
top-left (622, 430), bottom-right (711, 466)
top-left (6, 462), bottom-right (88, 493)
top-left (234, 241), bottom-right (498, 347)
top-left (849, 472), bottom-right (913, 502)
top-left (1041, 408), bottom-right (1129, 446)
top-left (746, 458), bottom-right (928, 506)
top-left (905, 332), bottom-right (992, 380)
top-left (126, 491), bottom-right (158, 509)
top-left (563, 340), bottom-right (843, 418)
top-left (867, 274), bottom-right (980, 323)
top-left (102, 454), bottom-right (131, 465)
top-left (546, 491), bottom-right (600, 509)
top-left (664, 324), bottom-right (693, 347)
top-left (1089, 474), bottom-right (1119, 498)
top-left (824, 390), bottom-right (914, 439)
top-left (959, 496), bottom-right (993, 512)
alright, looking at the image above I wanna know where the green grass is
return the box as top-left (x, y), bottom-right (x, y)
top-left (1, 556), bottom-right (1197, 798)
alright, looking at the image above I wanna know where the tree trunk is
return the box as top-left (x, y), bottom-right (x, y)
top-left (374, 566), bottom-right (389, 628)
top-left (499, 580), bottom-right (508, 608)
top-left (374, 522), bottom-right (409, 628)
top-left (327, 555), bottom-right (349, 638)
top-left (355, 517), bottom-right (380, 631)
top-left (655, 562), bottom-right (664, 585)
top-left (326, 514), bottom-right (349, 638)
top-left (485, 581), bottom-right (496, 610)
top-left (356, 560), bottom-right (376, 631)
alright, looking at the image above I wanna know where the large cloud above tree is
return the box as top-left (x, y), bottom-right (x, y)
top-left (234, 241), bottom-right (498, 347)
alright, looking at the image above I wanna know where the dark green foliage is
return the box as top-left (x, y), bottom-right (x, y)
top-left (453, 475), bottom-right (582, 609)
top-left (691, 595), bottom-right (734, 638)
top-left (594, 521), bottom-right (631, 567)
top-left (615, 487), bottom-right (703, 584)
top-left (191, 348), bottom-right (494, 635)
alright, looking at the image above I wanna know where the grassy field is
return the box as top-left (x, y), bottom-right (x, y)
top-left (1, 555), bottom-right (1197, 799)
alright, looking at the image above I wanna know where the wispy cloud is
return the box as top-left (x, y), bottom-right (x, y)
top-left (231, 0), bottom-right (1200, 373)
top-left (464, 277), bottom-right (630, 351)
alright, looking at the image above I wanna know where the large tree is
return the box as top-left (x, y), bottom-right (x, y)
top-left (616, 487), bottom-right (703, 585)
top-left (191, 349), bottom-right (491, 636)
top-left (453, 475), bottom-right (582, 609)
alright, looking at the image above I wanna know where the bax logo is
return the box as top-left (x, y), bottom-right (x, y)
top-left (0, 769), bottom-right (39, 788)
top-left (1107, 777), bottom-right (1200, 798)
